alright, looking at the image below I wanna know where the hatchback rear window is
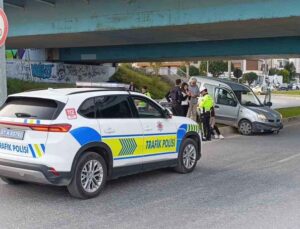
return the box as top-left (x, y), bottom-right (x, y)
top-left (0, 97), bottom-right (64, 120)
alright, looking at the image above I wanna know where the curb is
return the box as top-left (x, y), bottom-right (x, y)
top-left (282, 116), bottom-right (300, 124)
top-left (271, 94), bottom-right (300, 98)
top-left (218, 116), bottom-right (300, 137)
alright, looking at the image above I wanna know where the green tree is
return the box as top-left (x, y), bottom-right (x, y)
top-left (284, 62), bottom-right (296, 80)
top-left (279, 69), bottom-right (290, 83)
top-left (208, 61), bottom-right (233, 77)
top-left (243, 72), bottom-right (258, 85)
top-left (233, 68), bottom-right (243, 79)
top-left (269, 68), bottom-right (280, 76)
top-left (189, 65), bottom-right (200, 76)
top-left (177, 65), bottom-right (199, 76)
top-left (199, 61), bottom-right (208, 75)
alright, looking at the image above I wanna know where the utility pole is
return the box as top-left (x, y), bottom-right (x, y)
top-left (0, 0), bottom-right (7, 106)
top-left (228, 60), bottom-right (232, 79)
top-left (185, 62), bottom-right (190, 79)
top-left (206, 61), bottom-right (209, 76)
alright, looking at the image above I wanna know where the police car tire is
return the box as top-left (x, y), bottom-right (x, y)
top-left (1, 177), bottom-right (24, 185)
top-left (175, 138), bottom-right (198, 174)
top-left (67, 152), bottom-right (107, 199)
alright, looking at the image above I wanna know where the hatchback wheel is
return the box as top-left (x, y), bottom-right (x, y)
top-left (175, 138), bottom-right (198, 173)
top-left (239, 120), bottom-right (253, 135)
top-left (67, 152), bottom-right (107, 199)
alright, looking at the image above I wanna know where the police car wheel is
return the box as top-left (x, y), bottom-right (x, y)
top-left (67, 152), bottom-right (107, 199)
top-left (175, 139), bottom-right (198, 174)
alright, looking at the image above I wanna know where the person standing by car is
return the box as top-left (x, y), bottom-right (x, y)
top-left (181, 82), bottom-right (190, 117)
top-left (165, 79), bottom-right (183, 116)
top-left (129, 82), bottom-right (136, 91)
top-left (187, 78), bottom-right (200, 121)
top-left (210, 107), bottom-right (224, 139)
top-left (199, 86), bottom-right (214, 141)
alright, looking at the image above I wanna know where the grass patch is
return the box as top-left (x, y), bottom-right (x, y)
top-left (276, 106), bottom-right (300, 118)
top-left (7, 78), bottom-right (75, 95)
top-left (110, 65), bottom-right (171, 99)
top-left (273, 90), bottom-right (300, 96)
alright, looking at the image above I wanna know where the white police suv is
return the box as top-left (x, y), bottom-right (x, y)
top-left (0, 87), bottom-right (201, 199)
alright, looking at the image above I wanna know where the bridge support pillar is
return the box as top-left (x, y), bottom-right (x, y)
top-left (0, 0), bottom-right (6, 105)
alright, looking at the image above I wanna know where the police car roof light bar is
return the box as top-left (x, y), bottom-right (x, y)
top-left (76, 82), bottom-right (129, 91)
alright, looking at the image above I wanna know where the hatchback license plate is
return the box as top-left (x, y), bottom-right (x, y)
top-left (0, 128), bottom-right (25, 140)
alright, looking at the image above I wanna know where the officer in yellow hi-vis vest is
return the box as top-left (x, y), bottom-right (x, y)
top-left (199, 86), bottom-right (214, 141)
top-left (139, 86), bottom-right (152, 109)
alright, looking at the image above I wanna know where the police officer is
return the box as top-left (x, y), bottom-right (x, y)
top-left (142, 86), bottom-right (151, 98)
top-left (199, 86), bottom-right (214, 141)
top-left (138, 86), bottom-right (152, 110)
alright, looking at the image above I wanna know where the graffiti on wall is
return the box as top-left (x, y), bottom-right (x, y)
top-left (6, 61), bottom-right (116, 83)
top-left (31, 63), bottom-right (54, 79)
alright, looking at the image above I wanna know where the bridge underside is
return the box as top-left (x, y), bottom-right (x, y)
top-left (6, 17), bottom-right (300, 49)
top-left (5, 0), bottom-right (300, 61)
top-left (59, 37), bottom-right (300, 63)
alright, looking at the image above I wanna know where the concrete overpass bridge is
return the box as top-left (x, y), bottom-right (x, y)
top-left (4, 0), bottom-right (300, 62)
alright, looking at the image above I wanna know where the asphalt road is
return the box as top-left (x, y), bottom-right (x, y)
top-left (1, 123), bottom-right (300, 229)
top-left (258, 94), bottom-right (300, 109)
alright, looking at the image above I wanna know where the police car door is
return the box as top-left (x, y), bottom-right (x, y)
top-left (95, 94), bottom-right (144, 170)
top-left (130, 95), bottom-right (177, 166)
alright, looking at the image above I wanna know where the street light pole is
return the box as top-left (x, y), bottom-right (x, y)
top-left (0, 0), bottom-right (7, 106)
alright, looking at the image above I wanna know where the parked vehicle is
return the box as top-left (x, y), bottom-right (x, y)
top-left (195, 77), bottom-right (283, 135)
top-left (292, 83), bottom-right (300, 90)
top-left (279, 83), bottom-right (288, 91)
top-left (252, 85), bottom-right (267, 95)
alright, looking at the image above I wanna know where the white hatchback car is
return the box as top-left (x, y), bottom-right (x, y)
top-left (0, 88), bottom-right (201, 199)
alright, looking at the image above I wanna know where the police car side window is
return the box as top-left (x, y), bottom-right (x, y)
top-left (78, 98), bottom-right (96, 118)
top-left (95, 95), bottom-right (132, 119)
top-left (132, 97), bottom-right (164, 118)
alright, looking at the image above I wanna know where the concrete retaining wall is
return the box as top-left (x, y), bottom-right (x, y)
top-left (6, 60), bottom-right (116, 84)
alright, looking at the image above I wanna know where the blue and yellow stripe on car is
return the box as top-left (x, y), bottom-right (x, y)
top-left (70, 125), bottom-right (198, 161)
top-left (102, 133), bottom-right (177, 160)
top-left (187, 124), bottom-right (200, 133)
top-left (28, 144), bottom-right (46, 158)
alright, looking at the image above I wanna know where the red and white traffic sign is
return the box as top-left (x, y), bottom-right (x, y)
top-left (0, 8), bottom-right (8, 47)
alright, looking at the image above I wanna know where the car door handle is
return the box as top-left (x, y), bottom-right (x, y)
top-left (215, 105), bottom-right (220, 108)
top-left (104, 128), bottom-right (116, 134)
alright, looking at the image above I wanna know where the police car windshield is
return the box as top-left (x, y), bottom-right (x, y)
top-left (234, 89), bottom-right (263, 107)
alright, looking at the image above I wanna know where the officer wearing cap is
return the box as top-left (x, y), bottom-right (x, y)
top-left (199, 86), bottom-right (214, 141)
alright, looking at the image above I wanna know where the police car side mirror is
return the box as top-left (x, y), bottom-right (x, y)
top-left (164, 108), bottom-right (173, 119)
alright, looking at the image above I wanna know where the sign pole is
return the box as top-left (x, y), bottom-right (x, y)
top-left (0, 0), bottom-right (7, 106)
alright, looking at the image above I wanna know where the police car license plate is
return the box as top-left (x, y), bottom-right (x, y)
top-left (0, 128), bottom-right (25, 140)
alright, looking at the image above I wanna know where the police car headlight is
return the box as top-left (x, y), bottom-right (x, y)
top-left (257, 114), bottom-right (267, 122)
